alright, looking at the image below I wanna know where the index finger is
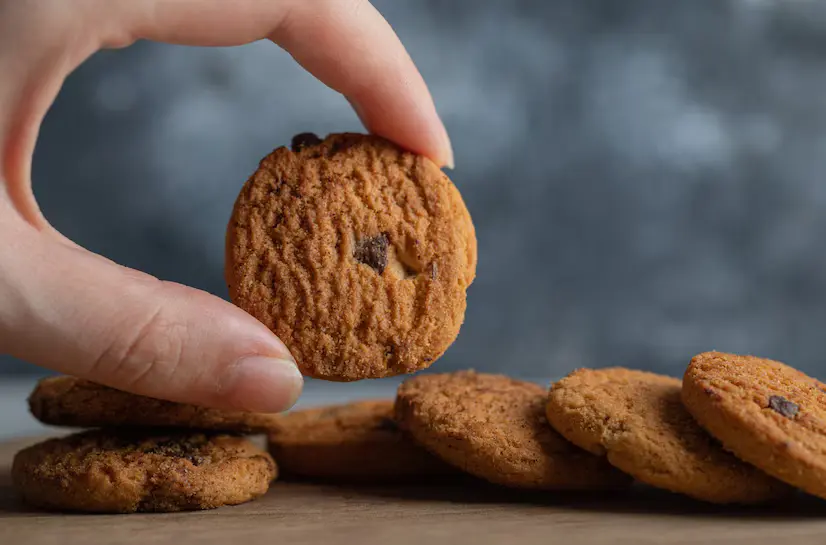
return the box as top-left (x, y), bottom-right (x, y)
top-left (121, 0), bottom-right (453, 167)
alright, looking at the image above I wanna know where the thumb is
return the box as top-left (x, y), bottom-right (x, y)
top-left (0, 226), bottom-right (303, 413)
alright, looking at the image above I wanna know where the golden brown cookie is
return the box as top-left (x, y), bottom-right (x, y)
top-left (12, 430), bottom-right (276, 513)
top-left (683, 351), bottom-right (826, 500)
top-left (267, 399), bottom-right (453, 482)
top-left (226, 133), bottom-right (477, 381)
top-left (29, 376), bottom-right (280, 433)
top-left (394, 371), bottom-right (631, 490)
top-left (547, 368), bottom-right (790, 504)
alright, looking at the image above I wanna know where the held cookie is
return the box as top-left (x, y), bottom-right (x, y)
top-left (226, 133), bottom-right (477, 381)
top-left (12, 430), bottom-right (277, 513)
top-left (267, 399), bottom-right (453, 482)
top-left (683, 351), bottom-right (826, 500)
top-left (547, 368), bottom-right (790, 504)
top-left (394, 371), bottom-right (630, 490)
top-left (29, 376), bottom-right (281, 433)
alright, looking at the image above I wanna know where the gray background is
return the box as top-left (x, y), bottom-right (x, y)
top-left (5, 0), bottom-right (826, 381)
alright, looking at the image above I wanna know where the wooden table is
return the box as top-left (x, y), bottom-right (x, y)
top-left (2, 434), bottom-right (826, 545)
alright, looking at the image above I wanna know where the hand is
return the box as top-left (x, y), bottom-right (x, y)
top-left (0, 0), bottom-right (453, 413)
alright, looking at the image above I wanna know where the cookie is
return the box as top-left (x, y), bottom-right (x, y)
top-left (394, 371), bottom-right (631, 489)
top-left (547, 368), bottom-right (790, 503)
top-left (29, 376), bottom-right (280, 432)
top-left (226, 133), bottom-right (477, 381)
top-left (683, 351), bottom-right (826, 500)
top-left (267, 399), bottom-right (452, 482)
top-left (12, 430), bottom-right (276, 513)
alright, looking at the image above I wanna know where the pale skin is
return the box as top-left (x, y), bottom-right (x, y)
top-left (0, 0), bottom-right (453, 413)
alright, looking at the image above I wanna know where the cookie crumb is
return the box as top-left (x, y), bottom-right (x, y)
top-left (768, 395), bottom-right (799, 419)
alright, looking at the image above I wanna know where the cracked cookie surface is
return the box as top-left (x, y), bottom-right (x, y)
top-left (226, 133), bottom-right (476, 381)
top-left (395, 371), bottom-right (631, 490)
top-left (683, 351), bottom-right (826, 500)
top-left (548, 367), bottom-right (790, 503)
top-left (12, 430), bottom-right (276, 513)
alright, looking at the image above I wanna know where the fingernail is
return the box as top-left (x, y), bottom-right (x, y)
top-left (225, 356), bottom-right (303, 413)
top-left (437, 120), bottom-right (455, 170)
top-left (442, 137), bottom-right (455, 170)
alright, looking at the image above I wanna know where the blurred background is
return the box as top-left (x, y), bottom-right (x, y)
top-left (4, 0), bottom-right (826, 389)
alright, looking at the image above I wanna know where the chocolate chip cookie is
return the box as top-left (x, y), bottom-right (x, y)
top-left (226, 133), bottom-right (477, 381)
top-left (683, 351), bottom-right (826, 500)
top-left (28, 376), bottom-right (280, 433)
top-left (12, 430), bottom-right (277, 513)
top-left (547, 368), bottom-right (790, 503)
top-left (267, 399), bottom-right (452, 482)
top-left (394, 371), bottom-right (631, 490)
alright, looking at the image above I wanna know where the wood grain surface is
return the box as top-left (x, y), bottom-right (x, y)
top-left (2, 434), bottom-right (826, 545)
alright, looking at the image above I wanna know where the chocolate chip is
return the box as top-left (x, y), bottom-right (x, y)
top-left (768, 395), bottom-right (799, 419)
top-left (327, 137), bottom-right (357, 157)
top-left (186, 455), bottom-right (207, 466)
top-left (291, 132), bottom-right (322, 152)
top-left (143, 436), bottom-right (205, 459)
top-left (354, 233), bottom-right (389, 274)
top-left (375, 418), bottom-right (399, 432)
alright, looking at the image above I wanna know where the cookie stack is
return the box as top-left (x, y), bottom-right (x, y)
top-left (268, 374), bottom-right (621, 488)
top-left (267, 399), bottom-right (454, 482)
top-left (14, 377), bottom-right (279, 513)
top-left (270, 351), bottom-right (826, 507)
top-left (544, 359), bottom-right (791, 503)
top-left (542, 351), bottom-right (826, 503)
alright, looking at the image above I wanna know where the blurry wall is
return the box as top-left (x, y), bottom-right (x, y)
top-left (5, 0), bottom-right (826, 379)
